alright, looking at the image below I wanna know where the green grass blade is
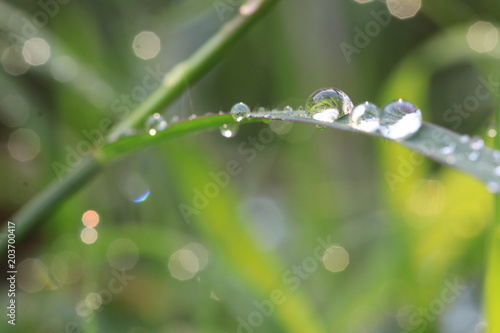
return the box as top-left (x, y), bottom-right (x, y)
top-left (102, 111), bottom-right (500, 190)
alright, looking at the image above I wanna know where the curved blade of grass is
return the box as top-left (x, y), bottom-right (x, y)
top-left (101, 111), bottom-right (500, 190)
top-left (5, 107), bottom-right (500, 249)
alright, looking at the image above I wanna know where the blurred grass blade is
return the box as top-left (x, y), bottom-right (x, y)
top-left (107, 0), bottom-right (279, 140)
top-left (0, 0), bottom-right (278, 247)
top-left (485, 220), bottom-right (500, 332)
top-left (166, 142), bottom-right (326, 333)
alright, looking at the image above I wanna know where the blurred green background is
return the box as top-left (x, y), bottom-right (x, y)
top-left (0, 0), bottom-right (498, 332)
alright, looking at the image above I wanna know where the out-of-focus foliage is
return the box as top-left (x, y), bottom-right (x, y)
top-left (0, 0), bottom-right (498, 332)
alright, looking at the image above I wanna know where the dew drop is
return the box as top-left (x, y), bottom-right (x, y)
top-left (349, 102), bottom-right (380, 132)
top-left (493, 150), bottom-right (500, 163)
top-left (305, 88), bottom-right (353, 123)
top-left (494, 165), bottom-right (500, 176)
top-left (440, 138), bottom-right (456, 155)
top-left (297, 106), bottom-right (304, 112)
top-left (146, 113), bottom-right (168, 136)
top-left (283, 106), bottom-right (293, 113)
top-left (470, 136), bottom-right (484, 150)
top-left (231, 102), bottom-right (250, 122)
top-left (219, 123), bottom-right (239, 138)
top-left (459, 135), bottom-right (470, 144)
top-left (379, 99), bottom-right (422, 140)
top-left (468, 150), bottom-right (481, 161)
top-left (257, 107), bottom-right (266, 114)
top-left (188, 114), bottom-right (197, 120)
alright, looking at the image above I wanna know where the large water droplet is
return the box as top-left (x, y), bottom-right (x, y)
top-left (379, 99), bottom-right (422, 140)
top-left (146, 113), bottom-right (168, 136)
top-left (349, 102), bottom-right (380, 132)
top-left (219, 124), bottom-right (239, 138)
top-left (231, 102), bottom-right (250, 122)
top-left (305, 88), bottom-right (353, 123)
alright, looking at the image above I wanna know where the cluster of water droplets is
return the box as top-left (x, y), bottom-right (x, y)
top-left (308, 88), bottom-right (423, 140)
top-left (226, 88), bottom-right (500, 193)
top-left (145, 113), bottom-right (168, 136)
top-left (229, 87), bottom-right (423, 140)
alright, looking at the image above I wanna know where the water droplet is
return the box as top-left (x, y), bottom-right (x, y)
top-left (459, 135), bottom-right (470, 144)
top-left (440, 138), bottom-right (456, 155)
top-left (305, 88), bottom-right (353, 123)
top-left (468, 150), bottom-right (481, 161)
top-left (231, 102), bottom-right (250, 122)
top-left (494, 165), bottom-right (500, 176)
top-left (297, 106), bottom-right (304, 111)
top-left (257, 107), bottom-right (266, 113)
top-left (146, 113), bottom-right (168, 136)
top-left (219, 123), bottom-right (239, 138)
top-left (349, 102), bottom-right (380, 132)
top-left (170, 115), bottom-right (180, 123)
top-left (493, 150), bottom-right (500, 163)
top-left (379, 99), bottom-right (422, 140)
top-left (283, 105), bottom-right (293, 113)
top-left (487, 181), bottom-right (500, 194)
top-left (470, 136), bottom-right (484, 150)
top-left (188, 114), bottom-right (197, 120)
